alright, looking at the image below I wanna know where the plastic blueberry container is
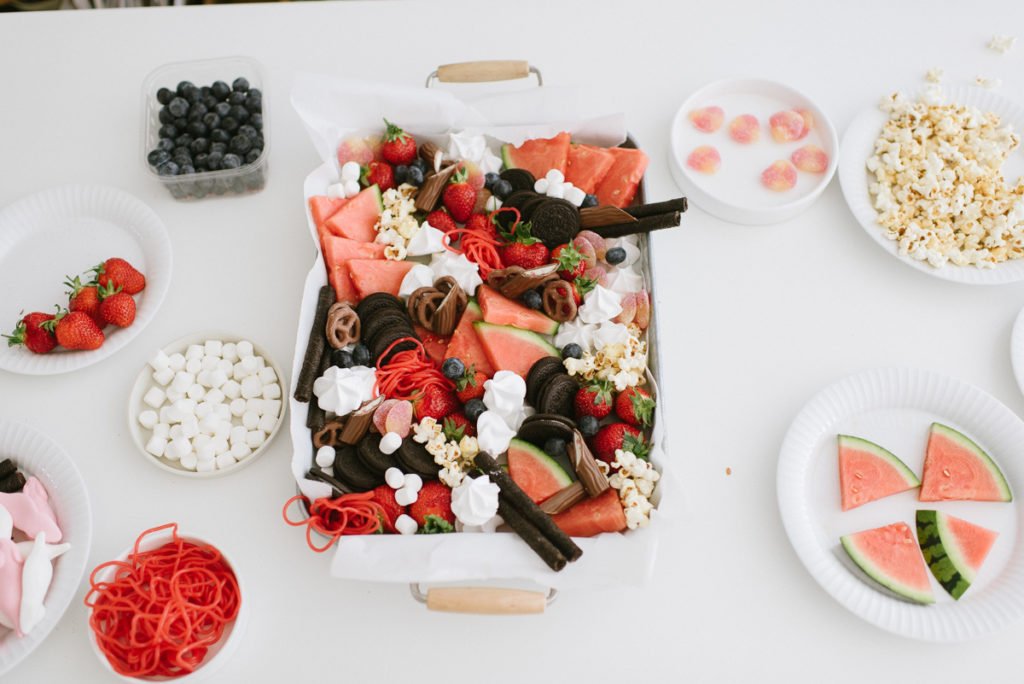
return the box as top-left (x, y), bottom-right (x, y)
top-left (141, 56), bottom-right (269, 200)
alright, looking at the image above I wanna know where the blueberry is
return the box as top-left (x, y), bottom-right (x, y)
top-left (202, 94), bottom-right (218, 110)
top-left (441, 357), bottom-right (465, 380)
top-left (187, 121), bottom-right (207, 137)
top-left (228, 135), bottom-right (250, 155)
top-left (581, 194), bottom-right (598, 208)
top-left (202, 112), bottom-right (221, 129)
top-left (246, 87), bottom-right (262, 101)
top-left (200, 85), bottom-right (211, 97)
top-left (561, 343), bottom-right (583, 360)
top-left (156, 87), bottom-right (174, 105)
top-left (484, 172), bottom-right (499, 189)
top-left (245, 148), bottom-right (262, 164)
top-left (194, 152), bottom-right (209, 169)
top-left (411, 158), bottom-right (427, 173)
top-left (252, 135), bottom-right (265, 151)
top-left (238, 124), bottom-right (258, 141)
top-left (175, 80), bottom-right (195, 96)
top-left (158, 124), bottom-right (178, 140)
top-left (210, 142), bottom-right (228, 155)
top-left (167, 97), bottom-right (189, 118)
top-left (173, 154), bottom-right (192, 168)
top-left (249, 112), bottom-right (263, 130)
top-left (464, 398), bottom-right (486, 423)
top-left (211, 129), bottom-right (230, 144)
top-left (492, 179), bottom-right (513, 199)
top-left (352, 344), bottom-right (371, 367)
top-left (578, 415), bottom-right (600, 438)
top-left (174, 133), bottom-right (194, 148)
top-left (232, 77), bottom-right (250, 92)
top-left (211, 80), bottom-right (231, 100)
top-left (222, 153), bottom-right (242, 170)
top-left (220, 117), bottom-right (239, 133)
top-left (605, 246), bottom-right (626, 265)
top-left (173, 117), bottom-right (188, 131)
top-left (214, 102), bottom-right (231, 118)
top-left (185, 88), bottom-right (202, 105)
top-left (158, 107), bottom-right (174, 125)
top-left (206, 152), bottom-right (223, 171)
top-left (228, 105), bottom-right (249, 124)
top-left (228, 91), bottom-right (246, 106)
top-left (190, 137), bottom-right (209, 154)
top-left (394, 165), bottom-right (408, 184)
top-left (147, 149), bottom-right (171, 167)
top-left (544, 437), bottom-right (567, 458)
top-left (187, 102), bottom-right (208, 121)
top-left (179, 164), bottom-right (196, 175)
top-left (521, 289), bottom-right (543, 310)
top-left (407, 166), bottom-right (424, 186)
top-left (331, 348), bottom-right (354, 368)
top-left (156, 138), bottom-right (175, 153)
top-left (245, 92), bottom-right (262, 113)
top-left (173, 146), bottom-right (191, 159)
top-left (157, 161), bottom-right (179, 176)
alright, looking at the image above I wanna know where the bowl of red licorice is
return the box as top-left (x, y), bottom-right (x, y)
top-left (84, 523), bottom-right (246, 682)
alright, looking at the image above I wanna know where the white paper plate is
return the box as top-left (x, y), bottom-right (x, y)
top-left (838, 86), bottom-right (1024, 285)
top-left (127, 332), bottom-right (287, 478)
top-left (777, 368), bottom-right (1024, 641)
top-left (0, 419), bottom-right (92, 677)
top-left (0, 185), bottom-right (172, 375)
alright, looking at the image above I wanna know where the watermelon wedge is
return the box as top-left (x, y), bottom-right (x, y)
top-left (414, 325), bottom-right (450, 366)
top-left (309, 195), bottom-right (348, 228)
top-left (323, 186), bottom-right (383, 243)
top-left (507, 439), bottom-right (573, 503)
top-left (916, 510), bottom-right (998, 600)
top-left (565, 144), bottom-right (615, 194)
top-left (840, 522), bottom-right (935, 604)
top-left (919, 423), bottom-right (1012, 502)
top-left (348, 259), bottom-right (415, 299)
top-left (838, 435), bottom-right (920, 511)
top-left (444, 301), bottom-right (494, 378)
top-left (552, 488), bottom-right (627, 538)
top-left (594, 147), bottom-right (649, 208)
top-left (478, 285), bottom-right (559, 336)
top-left (322, 235), bottom-right (386, 304)
top-left (473, 322), bottom-right (559, 378)
top-left (501, 132), bottom-right (571, 178)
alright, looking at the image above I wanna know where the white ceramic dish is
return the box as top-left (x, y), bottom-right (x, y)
top-left (839, 85), bottom-right (1024, 285)
top-left (127, 332), bottom-right (287, 478)
top-left (0, 185), bottom-right (172, 375)
top-left (777, 367), bottom-right (1024, 641)
top-left (0, 419), bottom-right (92, 677)
top-left (668, 78), bottom-right (838, 225)
top-left (86, 528), bottom-right (247, 683)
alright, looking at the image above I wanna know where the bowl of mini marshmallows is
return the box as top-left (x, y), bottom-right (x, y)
top-left (127, 332), bottom-right (286, 477)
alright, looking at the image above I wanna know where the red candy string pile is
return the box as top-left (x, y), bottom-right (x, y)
top-left (442, 208), bottom-right (512, 278)
top-left (283, 492), bottom-right (386, 552)
top-left (374, 337), bottom-right (453, 401)
top-left (84, 523), bottom-right (241, 679)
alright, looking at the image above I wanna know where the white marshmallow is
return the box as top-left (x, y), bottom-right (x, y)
top-left (180, 415), bottom-right (199, 438)
top-left (143, 387), bottom-right (166, 409)
top-left (165, 387), bottom-right (185, 403)
top-left (546, 182), bottom-right (565, 199)
top-left (232, 363), bottom-right (251, 381)
top-left (209, 369), bottom-right (228, 389)
top-left (257, 413), bottom-right (277, 433)
top-left (341, 161), bottom-right (361, 182)
top-left (316, 446), bottom-right (336, 468)
top-left (546, 169), bottom-right (565, 183)
top-left (204, 340), bottom-right (223, 357)
top-left (168, 353), bottom-right (186, 371)
top-left (168, 437), bottom-right (191, 460)
top-left (199, 415), bottom-right (221, 435)
top-left (213, 422), bottom-right (231, 441)
top-left (214, 404), bottom-right (232, 421)
top-left (565, 185), bottom-right (587, 207)
top-left (185, 344), bottom-right (204, 360)
top-left (196, 442), bottom-right (217, 462)
top-left (212, 438), bottom-right (230, 455)
top-left (395, 487), bottom-right (418, 506)
top-left (385, 467), bottom-right (405, 489)
top-left (145, 435), bottom-right (167, 458)
top-left (216, 452), bottom-right (237, 470)
top-left (379, 432), bottom-right (402, 455)
top-left (173, 398), bottom-right (196, 416)
top-left (236, 340), bottom-right (254, 359)
top-left (196, 459), bottom-right (216, 473)
top-left (246, 398), bottom-right (266, 415)
top-left (195, 402), bottom-right (214, 419)
top-left (193, 434), bottom-right (212, 449)
top-left (242, 411), bottom-right (259, 430)
top-left (245, 430), bottom-right (265, 449)
top-left (149, 350), bottom-right (170, 371)
top-left (196, 370), bottom-right (213, 388)
top-left (326, 182), bottom-right (345, 199)
top-left (263, 399), bottom-right (282, 417)
top-left (395, 514), bottom-right (418, 535)
top-left (342, 179), bottom-right (360, 197)
top-left (241, 355), bottom-right (259, 373)
top-left (217, 359), bottom-right (233, 376)
top-left (221, 342), bottom-right (238, 362)
top-left (152, 422), bottom-right (170, 438)
top-left (254, 356), bottom-right (266, 369)
top-left (172, 371), bottom-right (194, 393)
top-left (169, 424), bottom-right (184, 440)
top-left (230, 426), bottom-right (248, 444)
top-left (201, 355), bottom-right (220, 372)
top-left (205, 389), bottom-right (225, 405)
top-left (229, 398), bottom-right (247, 417)
top-left (534, 178), bottom-right (549, 193)
top-left (185, 357), bottom-right (202, 375)
top-left (180, 452), bottom-right (198, 471)
top-left (186, 384), bottom-right (206, 401)
top-left (403, 473), bottom-right (423, 493)
top-left (222, 380), bottom-right (241, 399)
top-left (138, 410), bottom-right (158, 429)
top-left (257, 367), bottom-right (278, 385)
top-left (161, 405), bottom-right (184, 424)
top-left (262, 383), bottom-right (281, 400)
top-left (152, 368), bottom-right (175, 387)
top-left (230, 441), bottom-right (252, 459)
top-left (241, 376), bottom-right (262, 399)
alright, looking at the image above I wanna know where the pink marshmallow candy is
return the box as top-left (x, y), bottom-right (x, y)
top-left (687, 146), bottom-right (721, 175)
top-left (761, 160), bottom-right (798, 191)
top-left (791, 145), bottom-right (829, 173)
top-left (728, 114), bottom-right (760, 144)
top-left (688, 106), bottom-right (724, 133)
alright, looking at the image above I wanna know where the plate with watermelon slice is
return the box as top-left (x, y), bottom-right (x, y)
top-left (778, 367), bottom-right (1024, 641)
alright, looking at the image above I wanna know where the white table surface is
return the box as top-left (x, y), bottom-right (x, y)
top-left (3, 0), bottom-right (1024, 681)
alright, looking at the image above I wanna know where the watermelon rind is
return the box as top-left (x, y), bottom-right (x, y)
top-left (500, 144), bottom-right (514, 171)
top-left (916, 510), bottom-right (993, 600)
top-left (840, 531), bottom-right (935, 605)
top-left (838, 434), bottom-right (920, 487)
top-left (930, 423), bottom-right (1012, 502)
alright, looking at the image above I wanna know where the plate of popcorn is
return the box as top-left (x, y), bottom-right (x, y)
top-left (839, 85), bottom-right (1024, 284)
top-left (128, 333), bottom-right (287, 477)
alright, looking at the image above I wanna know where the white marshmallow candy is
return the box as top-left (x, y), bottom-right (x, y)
top-left (221, 342), bottom-right (238, 362)
top-left (241, 355), bottom-right (259, 374)
top-left (165, 387), bottom-right (185, 403)
top-left (395, 514), bottom-right (418, 535)
top-left (341, 161), bottom-right (361, 182)
top-left (546, 182), bottom-right (565, 199)
top-left (245, 430), bottom-right (265, 449)
top-left (173, 398), bottom-right (196, 416)
top-left (546, 169), bottom-right (565, 184)
top-left (143, 387), bottom-right (166, 409)
top-left (196, 459), bottom-right (216, 473)
top-left (240, 376), bottom-right (262, 399)
top-left (534, 178), bottom-right (549, 193)
top-left (565, 185), bottom-right (587, 207)
top-left (204, 340), bottom-right (223, 357)
top-left (236, 341), bottom-right (254, 359)
top-left (258, 367), bottom-right (277, 385)
top-left (213, 422), bottom-right (231, 442)
top-left (205, 389), bottom-right (225, 405)
top-left (185, 344), bottom-right (204, 360)
top-left (242, 411), bottom-right (259, 430)
top-left (180, 415), bottom-right (199, 438)
top-left (201, 355), bottom-right (220, 372)
top-left (152, 422), bottom-right (170, 438)
top-left (326, 182), bottom-right (346, 199)
top-left (340, 180), bottom-right (357, 197)
top-left (168, 353), bottom-right (186, 371)
top-left (230, 426), bottom-right (248, 445)
top-left (222, 380), bottom-right (241, 399)
top-left (199, 414), bottom-right (221, 435)
top-left (168, 437), bottom-right (191, 460)
top-left (254, 356), bottom-right (266, 369)
top-left (379, 432), bottom-right (402, 455)
top-left (216, 453), bottom-right (237, 470)
top-left (257, 413), bottom-right (277, 433)
top-left (230, 442), bottom-right (252, 460)
top-left (185, 357), bottom-right (202, 375)
top-left (196, 442), bottom-right (217, 462)
top-left (316, 446), bottom-right (336, 468)
top-left (246, 398), bottom-right (266, 415)
top-left (193, 434), bottom-right (212, 449)
top-left (403, 473), bottom-right (423, 493)
top-left (195, 402), bottom-right (214, 419)
top-left (385, 467), bottom-right (405, 489)
top-left (208, 369), bottom-right (228, 389)
top-left (169, 424), bottom-right (184, 440)
top-left (180, 452), bottom-right (198, 471)
top-left (186, 384), bottom-right (206, 401)
top-left (160, 405), bottom-right (184, 424)
top-left (145, 436), bottom-right (168, 458)
top-left (149, 350), bottom-right (170, 371)
top-left (214, 404), bottom-right (231, 421)
top-left (172, 371), bottom-right (195, 393)
top-left (395, 487), bottom-right (418, 507)
top-left (262, 383), bottom-right (281, 400)
top-left (152, 368), bottom-right (175, 387)
top-left (217, 359), bottom-right (233, 376)
top-left (229, 398), bottom-right (247, 417)
top-left (263, 399), bottom-right (282, 417)
top-left (138, 410), bottom-right (158, 429)
top-left (213, 438), bottom-right (229, 455)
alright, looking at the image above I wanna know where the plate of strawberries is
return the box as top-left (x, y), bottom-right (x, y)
top-left (0, 185), bottom-right (171, 375)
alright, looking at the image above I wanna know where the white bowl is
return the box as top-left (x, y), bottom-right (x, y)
top-left (127, 332), bottom-right (287, 478)
top-left (86, 528), bottom-right (247, 682)
top-left (669, 78), bottom-right (838, 225)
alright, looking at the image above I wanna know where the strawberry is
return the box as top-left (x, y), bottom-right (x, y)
top-left (499, 221), bottom-right (550, 270)
top-left (574, 380), bottom-right (615, 420)
top-left (370, 484), bottom-right (406, 533)
top-left (615, 386), bottom-right (655, 428)
top-left (425, 209), bottom-right (458, 234)
top-left (455, 367), bottom-right (487, 403)
top-left (442, 167), bottom-right (477, 223)
top-left (361, 160), bottom-right (395, 192)
top-left (65, 275), bottom-right (104, 327)
top-left (409, 481), bottom-right (455, 532)
top-left (380, 119), bottom-right (417, 166)
top-left (98, 282), bottom-right (136, 328)
top-left (414, 385), bottom-right (459, 421)
top-left (93, 258), bottom-right (145, 295)
top-left (570, 276), bottom-right (597, 305)
top-left (4, 312), bottom-right (57, 354)
top-left (465, 212), bottom-right (498, 237)
top-left (46, 310), bottom-right (104, 351)
top-left (591, 422), bottom-right (648, 463)
top-left (443, 412), bottom-right (475, 440)
top-left (552, 243), bottom-right (586, 281)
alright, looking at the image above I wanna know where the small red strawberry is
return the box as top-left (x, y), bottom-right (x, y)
top-left (615, 386), bottom-right (655, 428)
top-left (465, 212), bottom-right (497, 237)
top-left (93, 258), bottom-right (145, 295)
top-left (425, 209), bottom-right (458, 235)
top-left (443, 412), bottom-right (475, 441)
top-left (570, 276), bottom-right (597, 305)
top-left (4, 312), bottom-right (57, 355)
top-left (442, 167), bottom-right (477, 223)
top-left (591, 422), bottom-right (648, 464)
top-left (380, 119), bottom-right (417, 166)
top-left (46, 310), bottom-right (105, 351)
top-left (370, 484), bottom-right (406, 533)
top-left (65, 275), bottom-right (104, 327)
top-left (455, 367), bottom-right (487, 403)
top-left (409, 481), bottom-right (455, 532)
top-left (575, 380), bottom-right (615, 420)
top-left (499, 221), bottom-right (550, 270)
top-left (552, 243), bottom-right (586, 281)
top-left (414, 385), bottom-right (459, 421)
top-left (98, 282), bottom-right (136, 328)
top-left (361, 160), bottom-right (395, 192)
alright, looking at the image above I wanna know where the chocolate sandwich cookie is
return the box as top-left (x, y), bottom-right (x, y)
top-left (500, 168), bottom-right (537, 194)
top-left (538, 373), bottom-right (579, 418)
top-left (361, 310), bottom-right (414, 349)
top-left (395, 440), bottom-right (440, 480)
top-left (0, 471), bottom-right (26, 494)
top-left (356, 292), bottom-right (405, 322)
top-left (356, 433), bottom-right (398, 476)
top-left (530, 198), bottom-right (580, 248)
top-left (495, 190), bottom-right (537, 231)
top-left (332, 444), bottom-right (384, 492)
top-left (526, 356), bottom-right (567, 406)
top-left (519, 195), bottom-right (548, 223)
top-left (371, 325), bottom-right (420, 364)
top-left (516, 413), bottom-right (575, 446)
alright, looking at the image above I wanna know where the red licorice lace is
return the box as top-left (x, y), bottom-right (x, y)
top-left (374, 337), bottom-right (453, 401)
top-left (282, 492), bottom-right (386, 553)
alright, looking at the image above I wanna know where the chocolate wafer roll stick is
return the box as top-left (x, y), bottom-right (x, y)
top-left (625, 197), bottom-right (688, 219)
top-left (496, 496), bottom-right (567, 572)
top-left (295, 286), bottom-right (336, 402)
top-left (590, 211), bottom-right (682, 239)
top-left (305, 342), bottom-right (334, 429)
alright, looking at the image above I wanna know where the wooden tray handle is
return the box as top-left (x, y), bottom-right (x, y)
top-left (411, 584), bottom-right (553, 614)
top-left (426, 61), bottom-right (543, 87)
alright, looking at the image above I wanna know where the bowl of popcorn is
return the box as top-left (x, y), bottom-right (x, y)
top-left (128, 333), bottom-right (287, 477)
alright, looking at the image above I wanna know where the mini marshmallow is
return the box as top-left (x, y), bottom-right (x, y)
top-left (316, 446), bottom-right (336, 468)
top-left (379, 432), bottom-right (402, 455)
top-left (180, 452), bottom-right (198, 471)
top-left (385, 467), bottom-right (405, 489)
top-left (143, 387), bottom-right (166, 409)
top-left (214, 404), bottom-right (231, 421)
top-left (343, 179), bottom-right (360, 197)
top-left (195, 402), bottom-right (214, 419)
top-left (257, 413), bottom-right (277, 433)
top-left (196, 442), bottom-right (217, 462)
top-left (187, 384), bottom-right (206, 401)
top-left (546, 182), bottom-right (565, 199)
top-left (168, 353), bottom-right (186, 371)
top-left (565, 185), bottom-right (586, 207)
top-left (138, 410), bottom-right (158, 429)
top-left (193, 434), bottom-right (212, 449)
top-left (180, 415), bottom-right (199, 438)
top-left (185, 344), bottom-right (204, 360)
top-left (201, 355), bottom-right (220, 372)
top-left (152, 368), bottom-right (175, 387)
top-left (395, 514), bottom-right (418, 535)
top-left (162, 405), bottom-right (185, 424)
top-left (145, 435), bottom-right (168, 458)
top-left (149, 350), bottom-right (170, 371)
top-left (395, 487), bottom-right (418, 506)
top-left (172, 371), bottom-right (194, 393)
top-left (263, 399), bottom-right (282, 417)
top-left (245, 430), bottom-right (265, 449)
top-left (205, 389), bottom-right (225, 405)
top-left (230, 426), bottom-right (248, 445)
top-left (199, 414), bottom-right (221, 435)
top-left (173, 398), bottom-right (196, 416)
top-left (169, 424), bottom-right (184, 440)
top-left (197, 370), bottom-right (213, 388)
top-left (262, 383), bottom-right (281, 400)
top-left (213, 422), bottom-right (231, 441)
top-left (212, 438), bottom-right (229, 455)
top-left (230, 441), bottom-right (252, 459)
top-left (258, 367), bottom-right (278, 385)
top-left (165, 387), bottom-right (185, 403)
top-left (242, 411), bottom-right (259, 430)
top-left (221, 342), bottom-right (238, 362)
top-left (217, 359), bottom-right (233, 375)
top-left (241, 355), bottom-right (259, 373)
top-left (341, 161), bottom-right (361, 182)
top-left (208, 369), bottom-right (228, 389)
top-left (222, 380), bottom-right (241, 399)
top-left (241, 376), bottom-right (262, 399)
top-left (204, 340), bottom-right (223, 357)
top-left (254, 356), bottom-right (266, 369)
top-left (185, 357), bottom-right (202, 375)
top-left (229, 398), bottom-right (247, 417)
top-left (246, 398), bottom-right (266, 415)
top-left (152, 422), bottom-right (170, 438)
top-left (403, 473), bottom-right (423, 493)
top-left (232, 363), bottom-right (251, 381)
top-left (216, 452), bottom-right (237, 469)
top-left (534, 178), bottom-right (549, 194)
top-left (546, 169), bottom-right (565, 184)
top-left (326, 182), bottom-right (345, 199)
top-left (236, 340), bottom-right (254, 359)
top-left (168, 437), bottom-right (191, 460)
top-left (196, 459), bottom-right (216, 473)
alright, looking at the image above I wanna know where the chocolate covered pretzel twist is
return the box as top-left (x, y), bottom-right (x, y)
top-left (325, 303), bottom-right (360, 349)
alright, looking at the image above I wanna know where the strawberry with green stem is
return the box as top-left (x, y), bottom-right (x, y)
top-left (552, 243), bottom-right (586, 281)
top-left (4, 311), bottom-right (57, 354)
top-left (380, 119), bottom-right (417, 166)
top-left (591, 422), bottom-right (649, 464)
top-left (499, 221), bottom-right (550, 270)
top-left (65, 275), bottom-right (103, 327)
top-left (575, 380), bottom-right (615, 420)
top-left (615, 386), bottom-right (655, 428)
top-left (454, 366), bottom-right (487, 403)
top-left (442, 166), bottom-right (477, 223)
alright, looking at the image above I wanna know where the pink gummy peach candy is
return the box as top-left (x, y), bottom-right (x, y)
top-left (687, 146), bottom-right (721, 174)
top-left (769, 110), bottom-right (806, 142)
top-left (761, 160), bottom-right (797, 191)
top-left (796, 109), bottom-right (814, 138)
top-left (728, 114), bottom-right (760, 144)
top-left (688, 106), bottom-right (724, 133)
top-left (791, 145), bottom-right (829, 173)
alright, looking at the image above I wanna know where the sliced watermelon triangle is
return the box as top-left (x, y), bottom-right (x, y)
top-left (309, 195), bottom-right (348, 228)
top-left (478, 285), bottom-right (559, 335)
top-left (565, 144), bottom-right (615, 194)
top-left (444, 301), bottom-right (494, 378)
top-left (507, 439), bottom-right (573, 503)
top-left (919, 423), bottom-right (1012, 502)
top-left (594, 147), bottom-right (649, 208)
top-left (322, 235), bottom-right (386, 304)
top-left (838, 435), bottom-right (920, 511)
top-left (552, 488), bottom-right (627, 538)
top-left (916, 510), bottom-right (998, 599)
top-left (348, 259), bottom-right (415, 299)
top-left (501, 132), bottom-right (571, 178)
top-left (323, 186), bottom-right (383, 243)
top-left (473, 321), bottom-right (558, 378)
top-left (841, 522), bottom-right (934, 604)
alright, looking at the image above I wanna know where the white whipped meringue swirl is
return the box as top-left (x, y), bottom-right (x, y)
top-left (578, 284), bottom-right (623, 324)
top-left (312, 365), bottom-right (376, 415)
top-left (430, 252), bottom-right (483, 295)
top-left (450, 475), bottom-right (500, 527)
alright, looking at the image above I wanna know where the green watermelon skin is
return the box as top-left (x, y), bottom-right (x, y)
top-left (916, 510), bottom-right (998, 600)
